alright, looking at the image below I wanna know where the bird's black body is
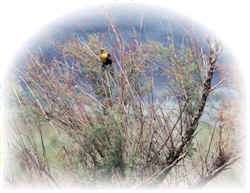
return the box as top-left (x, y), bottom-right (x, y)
top-left (101, 53), bottom-right (112, 70)
top-left (102, 54), bottom-right (112, 70)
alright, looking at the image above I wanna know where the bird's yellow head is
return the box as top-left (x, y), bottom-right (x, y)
top-left (99, 49), bottom-right (109, 63)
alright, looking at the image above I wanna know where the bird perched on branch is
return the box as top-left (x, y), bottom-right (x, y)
top-left (99, 49), bottom-right (112, 71)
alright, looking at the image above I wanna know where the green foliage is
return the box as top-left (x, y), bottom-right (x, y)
top-left (98, 134), bottom-right (125, 176)
top-left (89, 124), bottom-right (108, 142)
top-left (187, 142), bottom-right (198, 158)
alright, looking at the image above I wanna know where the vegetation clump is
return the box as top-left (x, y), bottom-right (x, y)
top-left (4, 18), bottom-right (241, 188)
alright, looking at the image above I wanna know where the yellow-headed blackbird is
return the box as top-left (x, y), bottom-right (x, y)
top-left (99, 49), bottom-right (112, 70)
